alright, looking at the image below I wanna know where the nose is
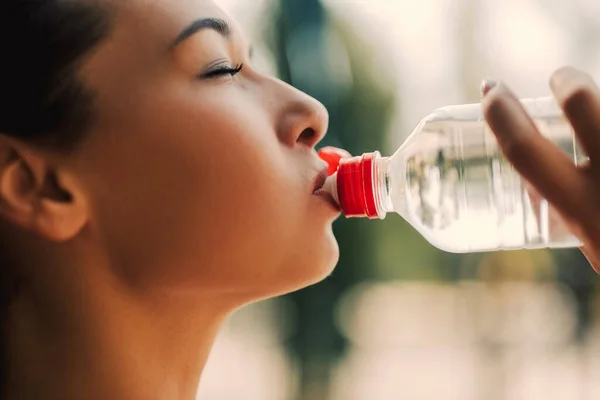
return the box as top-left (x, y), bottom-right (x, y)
top-left (272, 79), bottom-right (329, 148)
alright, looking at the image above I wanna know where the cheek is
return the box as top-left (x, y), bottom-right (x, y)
top-left (85, 91), bottom-right (309, 289)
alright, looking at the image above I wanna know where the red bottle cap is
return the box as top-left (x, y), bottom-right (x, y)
top-left (318, 148), bottom-right (380, 219)
top-left (318, 147), bottom-right (352, 176)
top-left (337, 153), bottom-right (379, 219)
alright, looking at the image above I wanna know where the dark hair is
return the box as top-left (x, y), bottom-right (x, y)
top-left (0, 0), bottom-right (113, 393)
top-left (0, 0), bottom-right (113, 151)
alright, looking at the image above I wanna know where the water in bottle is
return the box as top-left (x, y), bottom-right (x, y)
top-left (321, 97), bottom-right (588, 253)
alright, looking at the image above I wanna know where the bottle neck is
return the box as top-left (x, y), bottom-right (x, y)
top-left (337, 152), bottom-right (389, 219)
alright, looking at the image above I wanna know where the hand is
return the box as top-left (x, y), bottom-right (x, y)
top-left (482, 67), bottom-right (600, 273)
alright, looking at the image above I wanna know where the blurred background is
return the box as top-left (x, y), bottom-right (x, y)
top-left (199, 0), bottom-right (600, 399)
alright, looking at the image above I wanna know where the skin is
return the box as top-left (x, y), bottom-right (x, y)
top-left (0, 1), bottom-right (340, 399)
top-left (0, 0), bottom-right (597, 398)
top-left (483, 67), bottom-right (600, 274)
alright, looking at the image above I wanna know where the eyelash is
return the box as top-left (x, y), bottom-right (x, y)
top-left (201, 64), bottom-right (244, 79)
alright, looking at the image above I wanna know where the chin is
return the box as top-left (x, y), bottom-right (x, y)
top-left (284, 229), bottom-right (340, 293)
top-left (244, 230), bottom-right (340, 301)
top-left (315, 229), bottom-right (340, 280)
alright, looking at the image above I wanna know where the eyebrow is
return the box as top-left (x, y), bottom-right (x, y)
top-left (171, 18), bottom-right (231, 49)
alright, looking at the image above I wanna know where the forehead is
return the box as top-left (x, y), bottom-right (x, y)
top-left (82, 0), bottom-right (240, 108)
top-left (111, 0), bottom-right (232, 47)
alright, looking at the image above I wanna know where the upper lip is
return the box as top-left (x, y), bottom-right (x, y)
top-left (312, 167), bottom-right (329, 193)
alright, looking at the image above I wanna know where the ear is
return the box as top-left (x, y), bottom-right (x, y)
top-left (0, 136), bottom-right (89, 242)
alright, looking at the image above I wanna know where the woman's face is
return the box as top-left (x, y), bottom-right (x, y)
top-left (73, 0), bottom-right (340, 298)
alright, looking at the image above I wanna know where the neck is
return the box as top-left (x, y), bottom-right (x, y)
top-left (3, 259), bottom-right (232, 400)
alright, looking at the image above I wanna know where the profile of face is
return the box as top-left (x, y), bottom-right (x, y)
top-left (0, 0), bottom-right (340, 303)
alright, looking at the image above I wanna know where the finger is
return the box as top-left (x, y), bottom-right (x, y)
top-left (482, 82), bottom-right (587, 219)
top-left (550, 66), bottom-right (600, 160)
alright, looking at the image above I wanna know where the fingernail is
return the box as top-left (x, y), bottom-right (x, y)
top-left (481, 78), bottom-right (497, 97)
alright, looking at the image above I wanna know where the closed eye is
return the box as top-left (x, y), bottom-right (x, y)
top-left (200, 64), bottom-right (244, 79)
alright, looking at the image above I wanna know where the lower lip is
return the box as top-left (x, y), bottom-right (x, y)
top-left (312, 189), bottom-right (341, 212)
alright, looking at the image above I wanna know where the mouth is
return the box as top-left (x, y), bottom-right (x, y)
top-left (312, 168), bottom-right (340, 211)
top-left (312, 168), bottom-right (329, 193)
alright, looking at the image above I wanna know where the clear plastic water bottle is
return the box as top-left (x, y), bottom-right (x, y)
top-left (322, 97), bottom-right (588, 253)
